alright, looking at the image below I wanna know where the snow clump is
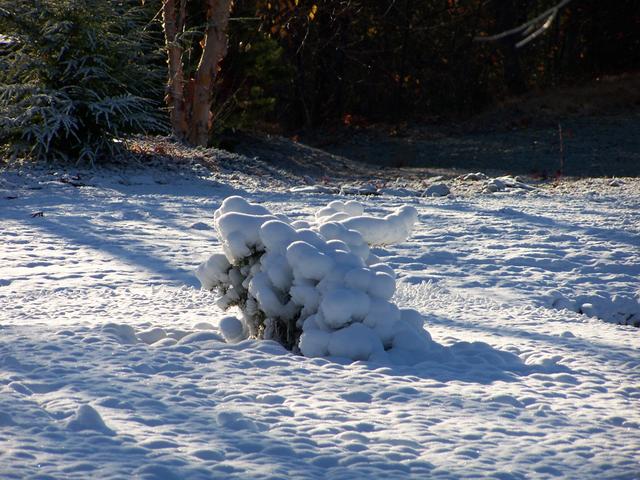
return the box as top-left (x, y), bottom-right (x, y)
top-left (196, 196), bottom-right (432, 362)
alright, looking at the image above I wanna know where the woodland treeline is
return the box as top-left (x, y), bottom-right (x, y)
top-left (0, 0), bottom-right (638, 161)
top-left (240, 0), bottom-right (639, 127)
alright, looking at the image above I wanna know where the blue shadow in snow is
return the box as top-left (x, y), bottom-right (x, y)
top-left (356, 337), bottom-right (569, 385)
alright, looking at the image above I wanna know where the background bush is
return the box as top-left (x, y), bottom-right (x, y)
top-left (0, 0), bottom-right (166, 163)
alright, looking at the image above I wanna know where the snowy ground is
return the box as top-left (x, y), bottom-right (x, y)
top-left (1, 163), bottom-right (639, 479)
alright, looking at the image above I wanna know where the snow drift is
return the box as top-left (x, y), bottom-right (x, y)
top-left (196, 196), bottom-right (430, 361)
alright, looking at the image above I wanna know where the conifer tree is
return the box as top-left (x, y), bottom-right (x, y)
top-left (0, 0), bottom-right (165, 163)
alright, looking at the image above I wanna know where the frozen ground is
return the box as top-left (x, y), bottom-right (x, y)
top-left (1, 162), bottom-right (639, 479)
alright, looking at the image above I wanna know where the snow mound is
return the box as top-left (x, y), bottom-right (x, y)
top-left (460, 172), bottom-right (488, 181)
top-left (339, 205), bottom-right (419, 245)
top-left (196, 196), bottom-right (432, 362)
top-left (67, 404), bottom-right (114, 435)
top-left (547, 290), bottom-right (640, 326)
top-left (288, 185), bottom-right (339, 194)
top-left (339, 184), bottom-right (379, 196)
top-left (219, 315), bottom-right (246, 343)
top-left (483, 176), bottom-right (535, 193)
top-left (315, 199), bottom-right (365, 223)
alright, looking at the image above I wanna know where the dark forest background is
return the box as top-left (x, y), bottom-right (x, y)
top-left (218, 0), bottom-right (639, 131)
top-left (1, 0), bottom-right (638, 161)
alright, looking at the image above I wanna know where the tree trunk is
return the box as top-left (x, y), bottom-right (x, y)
top-left (495, 0), bottom-right (529, 95)
top-left (163, 0), bottom-right (189, 141)
top-left (162, 0), bottom-right (231, 147)
top-left (187, 0), bottom-right (231, 146)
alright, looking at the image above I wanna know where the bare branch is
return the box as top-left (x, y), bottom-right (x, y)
top-left (515, 10), bottom-right (557, 48)
top-left (474, 0), bottom-right (573, 48)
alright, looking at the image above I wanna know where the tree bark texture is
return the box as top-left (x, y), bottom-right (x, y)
top-left (162, 0), bottom-right (231, 146)
top-left (163, 0), bottom-right (189, 141)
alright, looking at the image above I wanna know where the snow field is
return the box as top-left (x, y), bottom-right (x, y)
top-left (1, 283), bottom-right (638, 479)
top-left (1, 166), bottom-right (639, 479)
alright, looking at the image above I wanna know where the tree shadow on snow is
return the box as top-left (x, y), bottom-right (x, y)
top-left (420, 310), bottom-right (639, 370)
top-left (425, 202), bottom-right (640, 249)
top-left (28, 214), bottom-right (202, 287)
top-left (355, 335), bottom-right (570, 385)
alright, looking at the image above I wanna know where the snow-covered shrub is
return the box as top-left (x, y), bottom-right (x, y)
top-left (315, 199), bottom-right (418, 246)
top-left (196, 196), bottom-right (433, 362)
top-left (0, 0), bottom-right (165, 163)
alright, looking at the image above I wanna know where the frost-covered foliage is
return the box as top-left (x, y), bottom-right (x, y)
top-left (0, 0), bottom-right (165, 163)
top-left (196, 196), bottom-right (433, 362)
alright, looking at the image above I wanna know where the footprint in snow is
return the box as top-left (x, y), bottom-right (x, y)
top-left (216, 411), bottom-right (262, 432)
top-left (8, 382), bottom-right (33, 396)
top-left (339, 391), bottom-right (372, 403)
top-left (0, 411), bottom-right (16, 426)
top-left (190, 222), bottom-right (211, 230)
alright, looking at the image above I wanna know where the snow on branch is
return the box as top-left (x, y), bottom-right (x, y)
top-left (474, 0), bottom-right (573, 48)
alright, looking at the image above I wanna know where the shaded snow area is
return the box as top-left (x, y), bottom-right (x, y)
top-left (1, 166), bottom-right (640, 479)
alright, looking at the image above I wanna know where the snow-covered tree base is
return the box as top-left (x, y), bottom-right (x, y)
top-left (196, 196), bottom-right (434, 362)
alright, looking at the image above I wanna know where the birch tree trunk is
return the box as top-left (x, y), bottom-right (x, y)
top-left (162, 0), bottom-right (231, 146)
top-left (163, 0), bottom-right (189, 141)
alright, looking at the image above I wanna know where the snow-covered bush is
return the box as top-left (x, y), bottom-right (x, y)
top-left (196, 196), bottom-right (434, 362)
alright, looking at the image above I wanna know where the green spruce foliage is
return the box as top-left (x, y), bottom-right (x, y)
top-left (0, 0), bottom-right (166, 163)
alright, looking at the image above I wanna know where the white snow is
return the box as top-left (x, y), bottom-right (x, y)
top-left (315, 199), bottom-right (365, 221)
top-left (483, 175), bottom-right (536, 193)
top-left (287, 241), bottom-right (335, 280)
top-left (340, 205), bottom-right (419, 245)
top-left (218, 315), bottom-right (246, 343)
top-left (67, 404), bottom-right (115, 435)
top-left (1, 164), bottom-right (639, 479)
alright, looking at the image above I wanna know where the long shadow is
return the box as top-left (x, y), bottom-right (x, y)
top-left (1, 183), bottom-right (347, 293)
top-left (2, 184), bottom-right (235, 288)
top-left (357, 337), bottom-right (572, 385)
top-left (490, 207), bottom-right (640, 248)
top-left (25, 213), bottom-right (201, 288)
top-left (80, 171), bottom-right (243, 199)
top-left (420, 201), bottom-right (640, 249)
top-left (421, 311), bottom-right (640, 369)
